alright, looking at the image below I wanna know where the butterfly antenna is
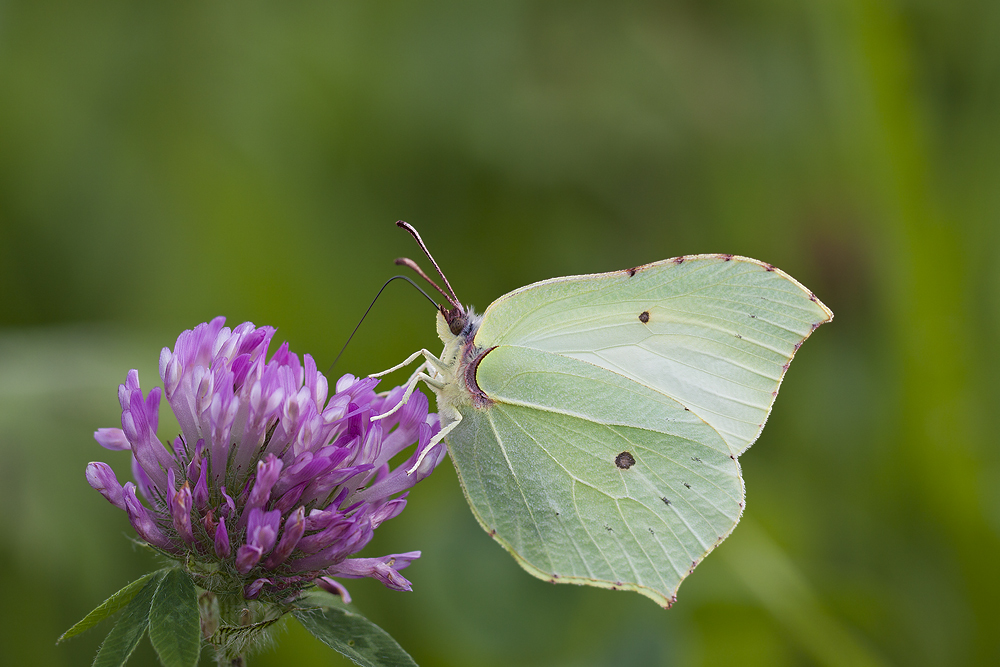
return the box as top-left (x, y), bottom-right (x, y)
top-left (326, 275), bottom-right (439, 377)
top-left (396, 221), bottom-right (462, 309)
top-left (394, 257), bottom-right (455, 307)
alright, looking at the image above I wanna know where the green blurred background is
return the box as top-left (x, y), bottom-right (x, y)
top-left (1, 1), bottom-right (997, 665)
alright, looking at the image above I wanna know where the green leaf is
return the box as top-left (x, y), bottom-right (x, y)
top-left (294, 600), bottom-right (418, 667)
top-left (296, 587), bottom-right (349, 608)
top-left (58, 570), bottom-right (164, 644)
top-left (93, 570), bottom-right (166, 667)
top-left (148, 569), bottom-right (201, 667)
top-left (209, 617), bottom-right (282, 659)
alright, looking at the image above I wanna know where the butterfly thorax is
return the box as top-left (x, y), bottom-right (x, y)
top-left (433, 307), bottom-right (492, 423)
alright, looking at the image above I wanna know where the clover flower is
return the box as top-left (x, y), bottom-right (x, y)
top-left (88, 317), bottom-right (445, 606)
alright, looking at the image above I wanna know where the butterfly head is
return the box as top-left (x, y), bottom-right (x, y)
top-left (436, 304), bottom-right (482, 346)
top-left (442, 305), bottom-right (467, 336)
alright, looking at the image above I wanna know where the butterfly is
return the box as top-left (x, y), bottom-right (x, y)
top-left (375, 221), bottom-right (832, 607)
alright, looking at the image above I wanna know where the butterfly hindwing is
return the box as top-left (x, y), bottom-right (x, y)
top-left (447, 345), bottom-right (743, 606)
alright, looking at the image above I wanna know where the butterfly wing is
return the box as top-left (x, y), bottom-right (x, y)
top-left (473, 255), bottom-right (833, 456)
top-left (440, 254), bottom-right (830, 605)
top-left (447, 345), bottom-right (742, 607)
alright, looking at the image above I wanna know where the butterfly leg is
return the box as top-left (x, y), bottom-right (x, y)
top-left (371, 347), bottom-right (452, 379)
top-left (371, 368), bottom-right (444, 423)
top-left (369, 349), bottom-right (432, 378)
top-left (371, 349), bottom-right (449, 422)
top-left (406, 414), bottom-right (461, 475)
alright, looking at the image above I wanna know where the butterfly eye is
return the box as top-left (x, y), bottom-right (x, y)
top-left (445, 307), bottom-right (467, 336)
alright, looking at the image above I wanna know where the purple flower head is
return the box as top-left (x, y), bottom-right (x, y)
top-left (88, 317), bottom-right (444, 604)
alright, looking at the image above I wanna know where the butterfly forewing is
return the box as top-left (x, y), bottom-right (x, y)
top-left (447, 346), bottom-right (743, 606)
top-left (472, 255), bottom-right (833, 456)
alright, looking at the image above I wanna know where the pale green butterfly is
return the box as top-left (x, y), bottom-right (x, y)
top-left (374, 222), bottom-right (832, 607)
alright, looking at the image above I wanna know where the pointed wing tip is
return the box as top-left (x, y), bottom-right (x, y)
top-left (807, 292), bottom-right (834, 324)
top-left (666, 253), bottom-right (835, 324)
top-left (707, 253), bottom-right (836, 325)
top-left (501, 537), bottom-right (708, 609)
top-left (487, 528), bottom-right (684, 608)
